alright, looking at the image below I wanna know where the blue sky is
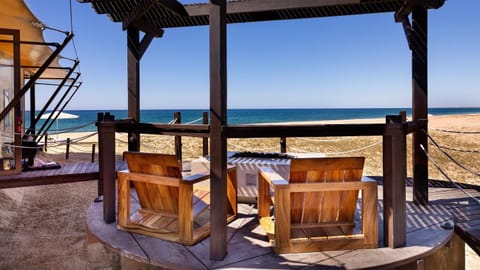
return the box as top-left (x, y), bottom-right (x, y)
top-left (24, 0), bottom-right (479, 110)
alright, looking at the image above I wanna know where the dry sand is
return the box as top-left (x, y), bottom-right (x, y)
top-left (0, 114), bottom-right (479, 269)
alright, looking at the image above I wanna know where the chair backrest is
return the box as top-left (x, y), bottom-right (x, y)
top-left (289, 157), bottom-right (365, 226)
top-left (124, 152), bottom-right (182, 214)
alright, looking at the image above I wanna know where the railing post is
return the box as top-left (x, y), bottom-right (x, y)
top-left (65, 138), bottom-right (71, 159)
top-left (91, 144), bottom-right (96, 163)
top-left (174, 112), bottom-right (182, 164)
top-left (96, 113), bottom-right (103, 199)
top-left (44, 133), bottom-right (48, 152)
top-left (97, 112), bottom-right (116, 223)
top-left (203, 112), bottom-right (209, 157)
top-left (280, 137), bottom-right (287, 153)
top-left (383, 114), bottom-right (407, 248)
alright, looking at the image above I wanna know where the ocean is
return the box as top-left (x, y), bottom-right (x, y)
top-left (24, 107), bottom-right (480, 133)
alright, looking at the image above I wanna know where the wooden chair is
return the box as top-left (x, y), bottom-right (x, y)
top-left (258, 157), bottom-right (378, 254)
top-left (117, 152), bottom-right (237, 245)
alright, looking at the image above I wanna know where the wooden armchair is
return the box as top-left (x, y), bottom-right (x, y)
top-left (117, 152), bottom-right (237, 245)
top-left (258, 157), bottom-right (378, 254)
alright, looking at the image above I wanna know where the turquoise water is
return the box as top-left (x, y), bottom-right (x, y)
top-left (25, 107), bottom-right (480, 133)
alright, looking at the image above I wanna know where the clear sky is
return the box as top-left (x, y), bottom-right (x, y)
top-left (24, 0), bottom-right (480, 110)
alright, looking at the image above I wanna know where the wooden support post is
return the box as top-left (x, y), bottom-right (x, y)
top-left (412, 6), bottom-right (429, 205)
top-left (280, 137), bottom-right (287, 153)
top-left (209, 0), bottom-right (228, 260)
top-left (127, 28), bottom-right (141, 152)
top-left (30, 84), bottom-right (35, 136)
top-left (383, 114), bottom-right (407, 248)
top-left (202, 112), bottom-right (209, 157)
top-left (65, 138), bottom-right (71, 160)
top-left (10, 29), bottom-right (22, 174)
top-left (91, 144), bottom-right (96, 163)
top-left (96, 113), bottom-right (103, 198)
top-left (126, 28), bottom-right (153, 153)
top-left (44, 133), bottom-right (48, 152)
top-left (97, 113), bottom-right (116, 223)
top-left (174, 112), bottom-right (182, 163)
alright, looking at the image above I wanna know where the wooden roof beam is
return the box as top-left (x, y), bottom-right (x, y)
top-left (187, 0), bottom-right (373, 16)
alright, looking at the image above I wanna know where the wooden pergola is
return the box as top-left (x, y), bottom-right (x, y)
top-left (81, 0), bottom-right (445, 260)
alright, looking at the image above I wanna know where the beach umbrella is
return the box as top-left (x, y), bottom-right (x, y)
top-left (39, 111), bottom-right (79, 140)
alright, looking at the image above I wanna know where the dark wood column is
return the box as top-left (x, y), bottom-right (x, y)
top-left (97, 113), bottom-right (116, 223)
top-left (127, 29), bottom-right (154, 151)
top-left (383, 115), bottom-right (407, 248)
top-left (127, 28), bottom-right (141, 151)
top-left (412, 7), bottom-right (429, 205)
top-left (209, 0), bottom-right (228, 260)
top-left (13, 29), bottom-right (22, 173)
top-left (29, 84), bottom-right (35, 135)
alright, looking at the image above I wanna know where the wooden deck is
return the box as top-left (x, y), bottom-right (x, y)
top-left (86, 177), bottom-right (480, 269)
top-left (435, 182), bottom-right (480, 256)
top-left (0, 161), bottom-right (127, 189)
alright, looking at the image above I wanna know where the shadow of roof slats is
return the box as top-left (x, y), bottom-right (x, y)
top-left (81, 0), bottom-right (408, 31)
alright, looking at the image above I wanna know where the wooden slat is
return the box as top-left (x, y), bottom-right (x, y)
top-left (117, 172), bottom-right (130, 228)
top-left (0, 161), bottom-right (126, 189)
top-left (178, 181), bottom-right (193, 243)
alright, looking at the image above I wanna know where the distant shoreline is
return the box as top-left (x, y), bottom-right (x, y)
top-left (25, 107), bottom-right (480, 112)
top-left (25, 107), bottom-right (480, 133)
top-left (49, 113), bottom-right (480, 140)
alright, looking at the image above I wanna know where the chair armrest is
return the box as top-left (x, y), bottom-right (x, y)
top-left (183, 172), bottom-right (210, 184)
top-left (118, 171), bottom-right (182, 187)
top-left (258, 167), bottom-right (288, 186)
top-left (288, 181), bottom-right (376, 193)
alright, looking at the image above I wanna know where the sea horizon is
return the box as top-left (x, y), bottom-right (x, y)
top-left (25, 107), bottom-right (480, 133)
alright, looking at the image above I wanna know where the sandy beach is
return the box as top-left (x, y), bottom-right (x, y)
top-left (1, 113), bottom-right (479, 269)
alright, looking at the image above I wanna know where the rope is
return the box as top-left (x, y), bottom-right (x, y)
top-left (436, 144), bottom-right (480, 154)
top-left (1, 143), bottom-right (42, 150)
top-left (431, 128), bottom-right (480, 135)
top-left (43, 121), bottom-right (96, 135)
top-left (227, 142), bottom-right (278, 152)
top-left (115, 137), bottom-right (129, 144)
top-left (184, 117), bottom-right (203, 124)
top-left (419, 144), bottom-right (480, 205)
top-left (68, 132), bottom-right (97, 143)
top-left (423, 130), bottom-right (480, 177)
top-left (286, 146), bottom-right (310, 153)
top-left (296, 137), bottom-right (354, 143)
top-left (227, 138), bottom-right (381, 155)
top-left (47, 132), bottom-right (97, 147)
top-left (324, 140), bottom-right (382, 155)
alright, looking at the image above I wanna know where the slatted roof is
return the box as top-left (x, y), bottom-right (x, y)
top-left (78, 0), bottom-right (432, 37)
